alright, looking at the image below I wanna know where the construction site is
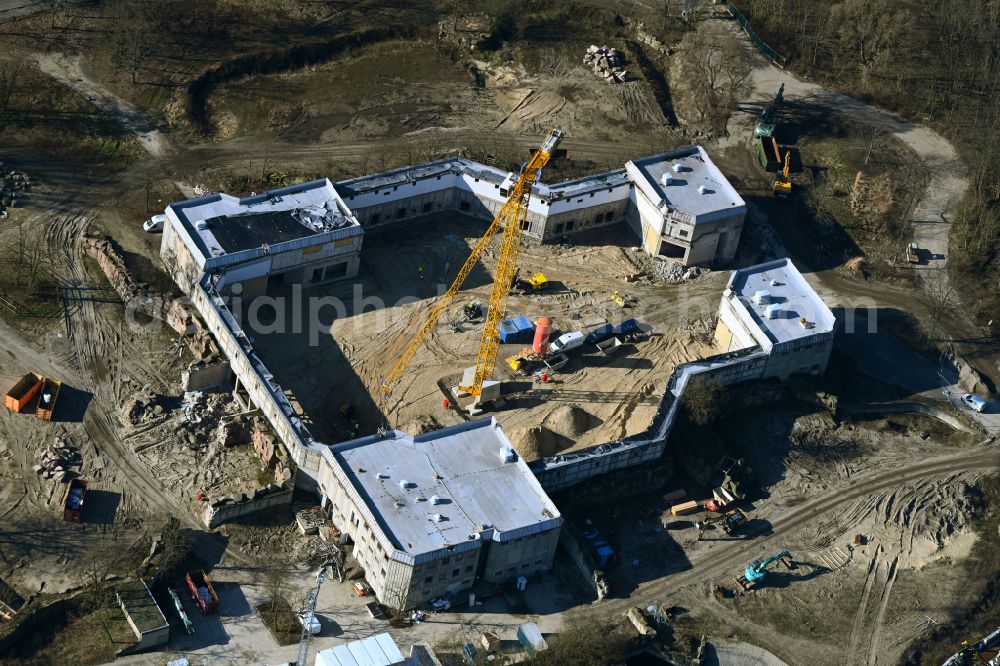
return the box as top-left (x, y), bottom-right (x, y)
top-left (0, 1), bottom-right (998, 666)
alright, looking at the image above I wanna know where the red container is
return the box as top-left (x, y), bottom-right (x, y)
top-left (533, 317), bottom-right (552, 355)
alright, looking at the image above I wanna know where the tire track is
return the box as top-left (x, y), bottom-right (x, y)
top-left (604, 448), bottom-right (999, 612)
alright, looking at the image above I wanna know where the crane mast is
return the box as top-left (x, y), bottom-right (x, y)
top-left (380, 129), bottom-right (563, 398)
top-left (459, 129), bottom-right (563, 397)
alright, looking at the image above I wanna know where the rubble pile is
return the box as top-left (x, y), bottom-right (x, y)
top-left (583, 45), bottom-right (628, 83)
top-left (649, 257), bottom-right (705, 283)
top-left (122, 393), bottom-right (170, 427)
top-left (176, 391), bottom-right (237, 451)
top-left (0, 164), bottom-right (31, 219)
top-left (33, 437), bottom-right (80, 482)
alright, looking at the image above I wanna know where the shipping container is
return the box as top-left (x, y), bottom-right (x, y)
top-left (517, 622), bottom-right (548, 653)
top-left (4, 372), bottom-right (42, 413)
top-left (35, 378), bottom-right (61, 421)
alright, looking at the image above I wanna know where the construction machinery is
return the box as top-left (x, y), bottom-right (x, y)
top-left (773, 149), bottom-right (792, 197)
top-left (463, 299), bottom-right (483, 321)
top-left (697, 508), bottom-right (749, 538)
top-left (380, 129), bottom-right (564, 401)
top-left (754, 83), bottom-right (784, 138)
top-left (295, 569), bottom-right (326, 666)
top-left (733, 550), bottom-right (793, 591)
top-left (511, 270), bottom-right (549, 294)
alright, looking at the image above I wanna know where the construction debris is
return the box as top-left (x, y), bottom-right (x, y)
top-left (583, 45), bottom-right (628, 83)
top-left (34, 437), bottom-right (81, 482)
top-left (0, 164), bottom-right (31, 219)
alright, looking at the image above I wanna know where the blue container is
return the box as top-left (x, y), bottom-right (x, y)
top-left (614, 318), bottom-right (639, 335)
top-left (512, 315), bottom-right (535, 343)
top-left (499, 320), bottom-right (520, 343)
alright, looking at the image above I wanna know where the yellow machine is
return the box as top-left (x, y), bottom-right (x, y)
top-left (380, 129), bottom-right (564, 398)
top-left (527, 272), bottom-right (548, 290)
top-left (773, 148), bottom-right (792, 197)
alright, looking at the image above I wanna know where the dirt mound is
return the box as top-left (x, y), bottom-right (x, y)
top-left (542, 404), bottom-right (594, 438)
top-left (508, 426), bottom-right (559, 460)
top-left (400, 415), bottom-right (442, 435)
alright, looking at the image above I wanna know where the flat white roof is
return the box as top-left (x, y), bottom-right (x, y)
top-left (166, 178), bottom-right (360, 264)
top-left (315, 633), bottom-right (405, 666)
top-left (628, 145), bottom-right (745, 219)
top-left (727, 258), bottom-right (835, 345)
top-left (327, 419), bottom-right (561, 558)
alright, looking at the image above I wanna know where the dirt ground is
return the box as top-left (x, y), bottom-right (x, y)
top-left (0, 2), bottom-right (997, 664)
top-left (247, 215), bottom-right (721, 459)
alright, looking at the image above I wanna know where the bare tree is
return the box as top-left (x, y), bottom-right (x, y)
top-left (829, 0), bottom-right (911, 83)
top-left (109, 0), bottom-right (157, 86)
top-left (0, 54), bottom-right (26, 117)
top-left (683, 373), bottom-right (726, 425)
top-left (682, 24), bottom-right (752, 130)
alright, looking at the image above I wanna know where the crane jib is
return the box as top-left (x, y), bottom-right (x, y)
top-left (380, 129), bottom-right (563, 400)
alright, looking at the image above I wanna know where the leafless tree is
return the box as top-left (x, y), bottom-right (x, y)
top-left (0, 54), bottom-right (26, 117)
top-left (681, 24), bottom-right (752, 130)
top-left (829, 0), bottom-right (910, 83)
top-left (108, 0), bottom-right (157, 86)
top-left (683, 373), bottom-right (725, 425)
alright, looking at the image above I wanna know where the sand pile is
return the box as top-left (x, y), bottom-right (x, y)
top-left (509, 426), bottom-right (559, 460)
top-left (543, 404), bottom-right (594, 438)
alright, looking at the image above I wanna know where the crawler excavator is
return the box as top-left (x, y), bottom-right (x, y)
top-left (733, 550), bottom-right (794, 592)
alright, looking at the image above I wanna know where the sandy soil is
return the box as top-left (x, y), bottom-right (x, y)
top-left (247, 216), bottom-right (721, 459)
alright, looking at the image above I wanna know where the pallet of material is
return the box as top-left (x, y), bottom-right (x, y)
top-left (670, 500), bottom-right (700, 516)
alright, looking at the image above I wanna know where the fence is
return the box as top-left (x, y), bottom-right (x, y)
top-left (728, 3), bottom-right (787, 68)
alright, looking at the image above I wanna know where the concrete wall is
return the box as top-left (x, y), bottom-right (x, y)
top-left (182, 361), bottom-right (233, 391)
top-left (481, 528), bottom-right (559, 583)
top-left (202, 484), bottom-right (293, 528)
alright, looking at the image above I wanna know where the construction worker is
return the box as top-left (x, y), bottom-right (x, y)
top-left (417, 265), bottom-right (424, 280)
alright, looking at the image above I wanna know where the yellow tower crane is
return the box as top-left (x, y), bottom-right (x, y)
top-left (380, 129), bottom-right (563, 399)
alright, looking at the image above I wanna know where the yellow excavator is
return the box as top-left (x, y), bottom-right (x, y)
top-left (773, 148), bottom-right (792, 197)
top-left (380, 129), bottom-right (564, 401)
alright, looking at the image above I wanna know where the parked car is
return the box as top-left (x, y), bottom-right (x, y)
top-left (143, 214), bottom-right (167, 233)
top-left (298, 611), bottom-right (321, 636)
top-left (961, 393), bottom-right (987, 413)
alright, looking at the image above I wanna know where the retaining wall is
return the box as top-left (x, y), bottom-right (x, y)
top-left (202, 484), bottom-right (294, 528)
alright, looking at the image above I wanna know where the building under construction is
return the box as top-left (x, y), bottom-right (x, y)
top-left (160, 140), bottom-right (831, 608)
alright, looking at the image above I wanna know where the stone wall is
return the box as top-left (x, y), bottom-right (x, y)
top-left (83, 236), bottom-right (218, 361)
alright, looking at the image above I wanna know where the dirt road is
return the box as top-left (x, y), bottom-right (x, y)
top-left (34, 52), bottom-right (172, 158)
top-left (721, 21), bottom-right (967, 289)
top-left (606, 447), bottom-right (998, 610)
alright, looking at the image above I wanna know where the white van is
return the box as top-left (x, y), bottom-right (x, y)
top-left (550, 331), bottom-right (584, 354)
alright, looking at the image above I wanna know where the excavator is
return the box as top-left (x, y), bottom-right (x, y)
top-left (380, 129), bottom-right (564, 405)
top-left (696, 508), bottom-right (749, 538)
top-left (733, 550), bottom-right (794, 592)
top-left (773, 148), bottom-right (792, 197)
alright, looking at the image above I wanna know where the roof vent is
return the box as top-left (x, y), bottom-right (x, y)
top-left (766, 303), bottom-right (781, 320)
top-left (499, 447), bottom-right (517, 464)
top-left (376, 472), bottom-right (389, 480)
top-left (698, 185), bottom-right (707, 195)
top-left (660, 173), bottom-right (674, 187)
top-left (770, 279), bottom-right (779, 287)
top-left (195, 220), bottom-right (208, 231)
top-left (399, 479), bottom-right (411, 490)
top-left (394, 500), bottom-right (404, 508)
top-left (431, 495), bottom-right (443, 505)
top-left (752, 290), bottom-right (771, 305)
top-left (433, 513), bottom-right (445, 523)
top-left (799, 317), bottom-right (814, 329)
top-left (672, 163), bottom-right (683, 174)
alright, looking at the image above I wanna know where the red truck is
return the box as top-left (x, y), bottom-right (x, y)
top-left (186, 569), bottom-right (219, 614)
top-left (63, 479), bottom-right (87, 523)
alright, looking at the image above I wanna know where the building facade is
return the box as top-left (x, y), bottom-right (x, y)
top-left (161, 179), bottom-right (363, 299)
top-left (316, 419), bottom-right (562, 610)
top-left (714, 258), bottom-right (835, 379)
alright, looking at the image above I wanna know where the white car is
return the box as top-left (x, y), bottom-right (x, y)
top-left (298, 611), bottom-right (321, 635)
top-left (960, 393), bottom-right (987, 413)
top-left (143, 214), bottom-right (167, 233)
